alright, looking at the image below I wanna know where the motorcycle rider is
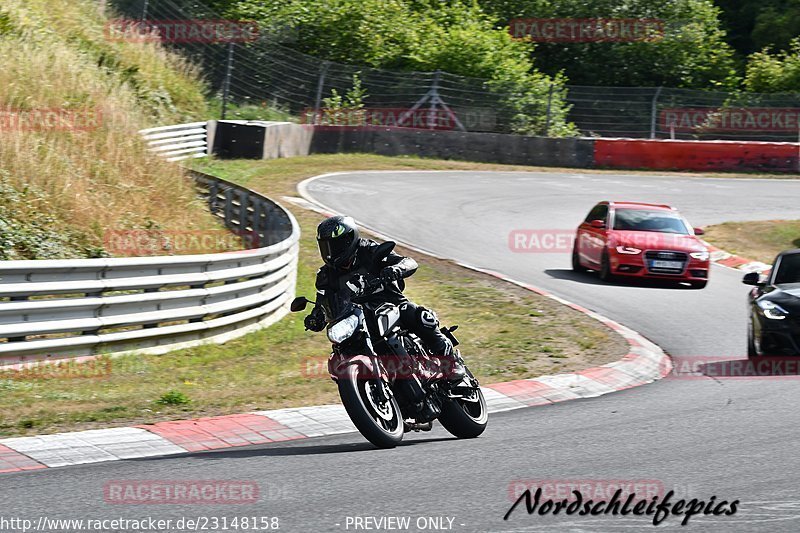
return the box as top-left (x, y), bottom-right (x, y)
top-left (304, 215), bottom-right (464, 380)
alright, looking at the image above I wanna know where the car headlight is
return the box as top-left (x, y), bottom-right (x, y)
top-left (690, 250), bottom-right (710, 261)
top-left (615, 246), bottom-right (642, 255)
top-left (757, 300), bottom-right (789, 320)
top-left (327, 314), bottom-right (360, 343)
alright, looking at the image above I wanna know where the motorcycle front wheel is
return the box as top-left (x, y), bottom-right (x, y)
top-left (438, 385), bottom-right (488, 439)
top-left (337, 364), bottom-right (404, 448)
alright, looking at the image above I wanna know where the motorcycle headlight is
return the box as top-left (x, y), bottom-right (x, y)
top-left (615, 246), bottom-right (642, 255)
top-left (327, 314), bottom-right (360, 343)
top-left (690, 250), bottom-right (710, 261)
top-left (757, 300), bottom-right (789, 320)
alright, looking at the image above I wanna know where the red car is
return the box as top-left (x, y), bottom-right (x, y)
top-left (573, 201), bottom-right (711, 289)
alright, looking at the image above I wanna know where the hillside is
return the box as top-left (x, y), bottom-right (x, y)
top-left (0, 0), bottom-right (227, 259)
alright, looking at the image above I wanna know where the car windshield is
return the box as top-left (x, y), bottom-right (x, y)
top-left (613, 209), bottom-right (690, 234)
top-left (774, 253), bottom-right (800, 285)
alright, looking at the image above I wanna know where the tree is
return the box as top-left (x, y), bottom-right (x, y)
top-left (744, 39), bottom-right (800, 93)
top-left (214, 0), bottom-right (576, 135)
top-left (480, 0), bottom-right (739, 88)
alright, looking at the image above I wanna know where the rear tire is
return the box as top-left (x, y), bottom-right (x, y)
top-left (438, 387), bottom-right (488, 439)
top-left (337, 364), bottom-right (403, 448)
top-left (599, 251), bottom-right (614, 282)
top-left (572, 244), bottom-right (587, 272)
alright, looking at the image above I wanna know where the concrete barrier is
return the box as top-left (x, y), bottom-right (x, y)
top-left (310, 126), bottom-right (595, 168)
top-left (207, 122), bottom-right (799, 174)
top-left (594, 138), bottom-right (800, 173)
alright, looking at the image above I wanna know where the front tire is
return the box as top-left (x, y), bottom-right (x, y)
top-left (599, 251), bottom-right (614, 282)
top-left (438, 386), bottom-right (488, 439)
top-left (690, 280), bottom-right (708, 289)
top-left (337, 364), bottom-right (404, 448)
top-left (572, 244), bottom-right (587, 272)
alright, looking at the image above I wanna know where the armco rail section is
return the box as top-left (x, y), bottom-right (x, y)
top-left (139, 122), bottom-right (209, 162)
top-left (0, 171), bottom-right (299, 366)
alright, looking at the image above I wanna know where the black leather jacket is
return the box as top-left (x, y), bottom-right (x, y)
top-left (309, 238), bottom-right (418, 323)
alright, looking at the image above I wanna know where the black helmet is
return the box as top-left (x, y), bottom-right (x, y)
top-left (317, 216), bottom-right (360, 269)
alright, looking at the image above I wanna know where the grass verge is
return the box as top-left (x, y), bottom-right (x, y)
top-left (0, 154), bottom-right (631, 437)
top-left (704, 220), bottom-right (800, 264)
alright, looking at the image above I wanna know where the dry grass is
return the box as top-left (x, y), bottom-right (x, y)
top-left (0, 0), bottom-right (226, 258)
top-left (704, 220), bottom-right (800, 264)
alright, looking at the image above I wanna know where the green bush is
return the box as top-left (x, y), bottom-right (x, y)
top-left (744, 39), bottom-right (800, 93)
top-left (156, 390), bottom-right (191, 406)
top-left (480, 0), bottom-right (739, 89)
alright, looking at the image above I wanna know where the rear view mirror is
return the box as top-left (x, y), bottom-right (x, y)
top-left (589, 219), bottom-right (606, 229)
top-left (290, 296), bottom-right (310, 312)
top-left (374, 241), bottom-right (396, 263)
top-left (742, 272), bottom-right (761, 286)
top-left (694, 227), bottom-right (705, 236)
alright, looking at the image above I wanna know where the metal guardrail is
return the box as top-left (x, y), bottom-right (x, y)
top-left (0, 171), bottom-right (299, 366)
top-left (140, 122), bottom-right (209, 161)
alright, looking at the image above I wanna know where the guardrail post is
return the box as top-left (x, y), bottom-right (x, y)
top-left (238, 190), bottom-right (249, 231)
top-left (208, 181), bottom-right (219, 215)
top-left (224, 187), bottom-right (234, 227)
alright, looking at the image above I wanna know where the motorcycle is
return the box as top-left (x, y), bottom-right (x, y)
top-left (290, 241), bottom-right (488, 448)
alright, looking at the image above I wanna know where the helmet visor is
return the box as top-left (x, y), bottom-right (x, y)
top-left (318, 232), bottom-right (355, 266)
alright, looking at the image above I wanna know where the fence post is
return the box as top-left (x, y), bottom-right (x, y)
top-left (140, 0), bottom-right (149, 22)
top-left (220, 42), bottom-right (235, 120)
top-left (650, 86), bottom-right (663, 139)
top-left (313, 61), bottom-right (331, 123)
top-left (428, 70), bottom-right (443, 129)
top-left (544, 82), bottom-right (554, 137)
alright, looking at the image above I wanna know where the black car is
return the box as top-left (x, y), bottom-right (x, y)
top-left (743, 249), bottom-right (800, 357)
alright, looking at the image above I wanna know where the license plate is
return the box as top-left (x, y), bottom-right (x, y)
top-left (651, 260), bottom-right (683, 269)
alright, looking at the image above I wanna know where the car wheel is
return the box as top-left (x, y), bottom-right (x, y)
top-left (599, 251), bottom-right (614, 282)
top-left (572, 243), bottom-right (587, 272)
top-left (747, 321), bottom-right (758, 359)
top-left (690, 280), bottom-right (708, 289)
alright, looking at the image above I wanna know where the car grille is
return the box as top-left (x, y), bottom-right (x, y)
top-left (644, 250), bottom-right (688, 275)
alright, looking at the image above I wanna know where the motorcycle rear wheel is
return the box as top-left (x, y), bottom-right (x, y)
top-left (338, 364), bottom-right (404, 448)
top-left (438, 385), bottom-right (488, 439)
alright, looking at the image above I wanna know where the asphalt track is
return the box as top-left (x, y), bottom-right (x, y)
top-left (3, 171), bottom-right (800, 533)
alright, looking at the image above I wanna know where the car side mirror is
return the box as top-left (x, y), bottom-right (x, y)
top-left (742, 272), bottom-right (762, 286)
top-left (290, 296), bottom-right (311, 312)
top-left (693, 227), bottom-right (705, 236)
top-left (589, 219), bottom-right (606, 229)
